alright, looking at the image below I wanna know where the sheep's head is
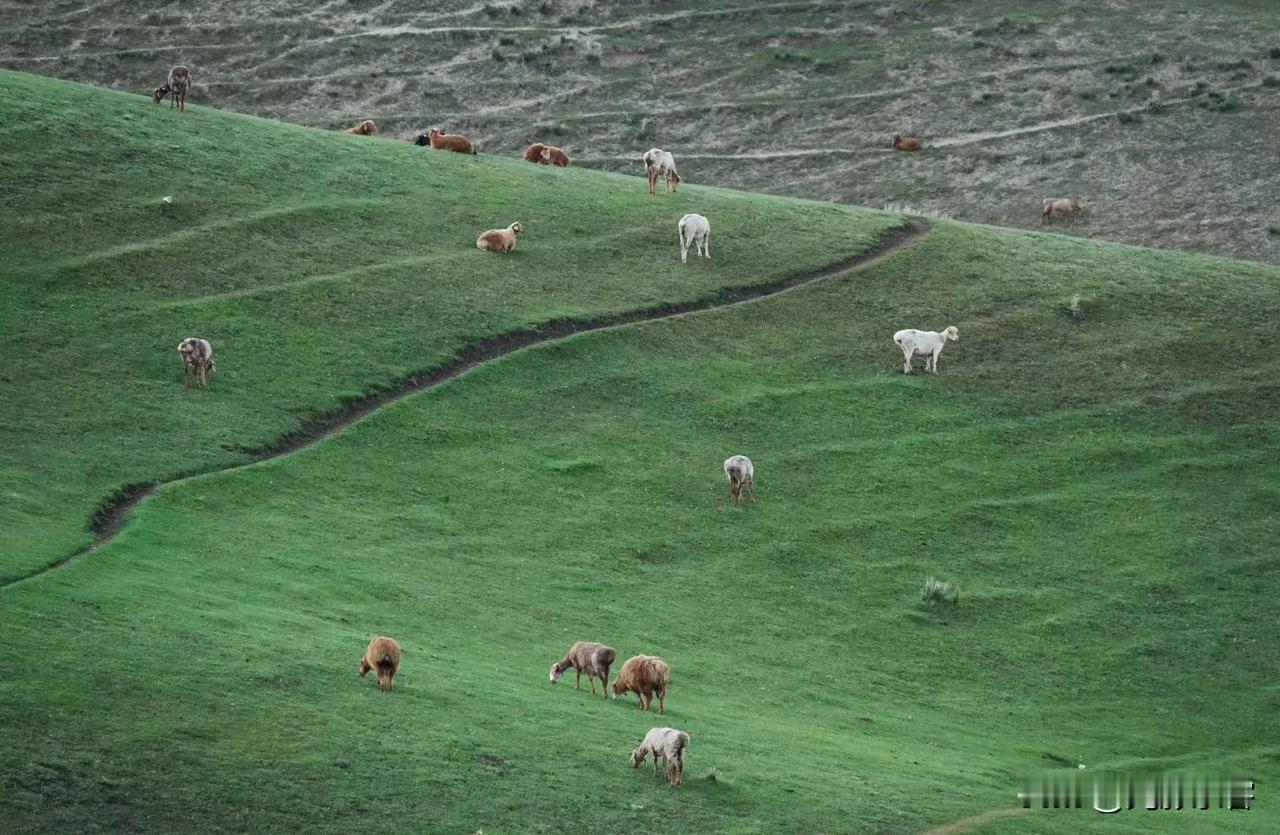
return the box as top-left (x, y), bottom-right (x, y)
top-left (943, 326), bottom-right (960, 342)
top-left (428, 128), bottom-right (443, 139)
top-left (891, 133), bottom-right (903, 147)
top-left (631, 748), bottom-right (645, 768)
top-left (549, 662), bottom-right (565, 683)
top-left (510, 222), bottom-right (524, 236)
top-left (610, 680), bottom-right (623, 698)
top-left (152, 85), bottom-right (169, 104)
top-left (540, 147), bottom-right (552, 162)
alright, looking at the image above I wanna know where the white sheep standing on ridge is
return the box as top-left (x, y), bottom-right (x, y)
top-left (723, 455), bottom-right (753, 505)
top-left (893, 326), bottom-right (959, 375)
top-left (678, 213), bottom-right (710, 263)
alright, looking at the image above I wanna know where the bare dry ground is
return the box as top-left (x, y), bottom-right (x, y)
top-left (3, 0), bottom-right (1280, 262)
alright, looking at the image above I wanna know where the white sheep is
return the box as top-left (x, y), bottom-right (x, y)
top-left (642, 148), bottom-right (680, 194)
top-left (893, 326), bottom-right (959, 375)
top-left (630, 727), bottom-right (689, 787)
top-left (723, 455), bottom-right (753, 505)
top-left (678, 213), bottom-right (710, 263)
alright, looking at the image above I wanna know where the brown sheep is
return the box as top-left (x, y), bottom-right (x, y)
top-left (177, 337), bottom-right (215, 387)
top-left (427, 128), bottom-right (477, 155)
top-left (611, 655), bottom-right (670, 713)
top-left (541, 145), bottom-right (571, 167)
top-left (153, 66), bottom-right (191, 110)
top-left (522, 142), bottom-right (549, 163)
top-left (549, 641), bottom-right (617, 698)
top-left (344, 120), bottom-right (377, 136)
top-left (358, 636), bottom-right (402, 691)
top-left (892, 133), bottom-right (923, 151)
top-left (476, 222), bottom-right (524, 253)
top-left (1041, 197), bottom-right (1084, 222)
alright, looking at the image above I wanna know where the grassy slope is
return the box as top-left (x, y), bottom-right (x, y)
top-left (0, 70), bottom-right (899, 580)
top-left (3, 75), bottom-right (1280, 833)
top-left (3, 0), bottom-right (1280, 263)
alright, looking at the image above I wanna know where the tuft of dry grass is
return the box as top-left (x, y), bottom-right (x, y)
top-left (922, 577), bottom-right (959, 606)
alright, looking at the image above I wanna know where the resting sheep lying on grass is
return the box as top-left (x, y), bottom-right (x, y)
top-left (549, 641), bottom-right (616, 698)
top-left (891, 133), bottom-right (923, 151)
top-left (678, 213), bottom-right (710, 263)
top-left (893, 326), bottom-right (959, 375)
top-left (612, 655), bottom-right (670, 713)
top-left (426, 128), bottom-right (477, 154)
top-left (723, 455), bottom-right (753, 505)
top-left (177, 337), bottom-right (215, 387)
top-left (359, 636), bottom-right (402, 691)
top-left (476, 222), bottom-right (524, 253)
top-left (631, 727), bottom-right (689, 787)
top-left (344, 120), bottom-right (377, 136)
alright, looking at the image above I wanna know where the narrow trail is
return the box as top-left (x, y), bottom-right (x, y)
top-left (0, 221), bottom-right (927, 591)
top-left (919, 807), bottom-right (1029, 835)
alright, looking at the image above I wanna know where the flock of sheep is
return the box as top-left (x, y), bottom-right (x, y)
top-left (152, 63), bottom-right (973, 788)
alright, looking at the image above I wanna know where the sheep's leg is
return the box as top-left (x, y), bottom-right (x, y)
top-left (653, 756), bottom-right (660, 776)
top-left (901, 347), bottom-right (913, 374)
top-left (589, 675), bottom-right (596, 695)
top-left (658, 692), bottom-right (665, 714)
top-left (601, 670), bottom-right (609, 699)
top-left (575, 670), bottom-right (581, 690)
top-left (930, 350), bottom-right (941, 374)
top-left (703, 235), bottom-right (710, 259)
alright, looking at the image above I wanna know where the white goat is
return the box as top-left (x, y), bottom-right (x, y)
top-left (723, 455), bottom-right (753, 505)
top-left (893, 326), bottom-right (959, 375)
top-left (631, 727), bottom-right (690, 787)
top-left (643, 148), bottom-right (679, 194)
top-left (678, 213), bottom-right (710, 263)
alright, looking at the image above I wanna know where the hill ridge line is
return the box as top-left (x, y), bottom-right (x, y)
top-left (0, 219), bottom-right (927, 591)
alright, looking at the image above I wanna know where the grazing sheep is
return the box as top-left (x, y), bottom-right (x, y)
top-left (153, 66), bottom-right (191, 110)
top-left (177, 337), bottom-right (215, 387)
top-left (359, 636), bottom-right (402, 691)
top-left (723, 455), bottom-right (753, 505)
top-left (522, 142), bottom-right (549, 162)
top-left (476, 222), bottom-right (524, 253)
top-left (549, 641), bottom-right (617, 699)
top-left (678, 213), bottom-right (710, 263)
top-left (427, 128), bottom-right (477, 155)
top-left (344, 120), bottom-right (377, 136)
top-left (642, 148), bottom-right (680, 194)
top-left (631, 727), bottom-right (690, 787)
top-left (1041, 197), bottom-right (1083, 222)
top-left (891, 133), bottom-right (923, 151)
top-left (611, 655), bottom-right (670, 713)
top-left (541, 145), bottom-right (571, 167)
top-left (893, 326), bottom-right (959, 375)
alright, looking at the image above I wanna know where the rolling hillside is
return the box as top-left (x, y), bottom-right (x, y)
top-left (3, 71), bottom-right (1280, 833)
top-left (3, 0), bottom-right (1280, 263)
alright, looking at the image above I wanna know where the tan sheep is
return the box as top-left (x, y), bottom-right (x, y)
top-left (344, 120), bottom-right (377, 136)
top-left (427, 128), bottom-right (477, 154)
top-left (358, 636), bottom-right (402, 691)
top-left (611, 655), bottom-right (670, 713)
top-left (1041, 198), bottom-right (1084, 222)
top-left (177, 337), bottom-right (215, 387)
top-left (153, 66), bottom-right (191, 110)
top-left (631, 727), bottom-right (690, 787)
top-left (892, 133), bottom-right (923, 151)
top-left (549, 641), bottom-right (617, 698)
top-left (476, 222), bottom-right (524, 253)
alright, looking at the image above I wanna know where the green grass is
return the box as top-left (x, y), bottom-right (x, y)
top-left (4, 72), bottom-right (1280, 833)
top-left (0, 70), bottom-right (899, 581)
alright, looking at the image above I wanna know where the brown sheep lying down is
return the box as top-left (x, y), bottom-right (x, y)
top-left (425, 128), bottom-right (477, 154)
top-left (549, 641), bottom-right (616, 698)
top-left (359, 636), bottom-right (402, 691)
top-left (522, 142), bottom-right (549, 162)
top-left (344, 120), bottom-right (377, 136)
top-left (611, 654), bottom-right (670, 713)
top-left (892, 133), bottom-right (923, 151)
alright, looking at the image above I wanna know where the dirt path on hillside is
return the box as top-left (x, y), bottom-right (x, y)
top-left (0, 220), bottom-right (928, 591)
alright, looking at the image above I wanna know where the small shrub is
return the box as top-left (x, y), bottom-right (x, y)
top-left (1262, 76), bottom-right (1280, 88)
top-left (1269, 46), bottom-right (1280, 59)
top-left (1145, 99), bottom-right (1166, 115)
top-left (922, 577), bottom-right (958, 606)
top-left (1117, 111), bottom-right (1141, 125)
top-left (483, 3), bottom-right (503, 16)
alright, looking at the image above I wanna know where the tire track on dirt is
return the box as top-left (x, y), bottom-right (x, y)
top-left (919, 807), bottom-right (1029, 835)
top-left (0, 220), bottom-right (927, 590)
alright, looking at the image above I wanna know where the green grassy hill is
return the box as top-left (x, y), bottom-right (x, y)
top-left (3, 0), bottom-right (1280, 263)
top-left (3, 71), bottom-right (1280, 833)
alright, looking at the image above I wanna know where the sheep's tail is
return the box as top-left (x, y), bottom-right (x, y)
top-left (673, 732), bottom-right (688, 765)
